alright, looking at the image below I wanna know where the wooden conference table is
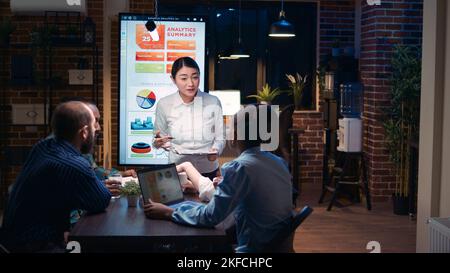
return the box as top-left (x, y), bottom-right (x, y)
top-left (69, 196), bottom-right (232, 253)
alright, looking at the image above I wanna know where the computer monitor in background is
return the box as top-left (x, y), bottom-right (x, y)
top-left (209, 90), bottom-right (241, 116)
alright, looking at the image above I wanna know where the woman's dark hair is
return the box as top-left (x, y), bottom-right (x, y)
top-left (171, 57), bottom-right (200, 78)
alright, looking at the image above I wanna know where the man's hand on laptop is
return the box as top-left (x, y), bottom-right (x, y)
top-left (143, 199), bottom-right (174, 220)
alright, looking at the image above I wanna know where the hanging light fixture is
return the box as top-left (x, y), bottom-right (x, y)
top-left (145, 0), bottom-right (160, 41)
top-left (230, 0), bottom-right (250, 58)
top-left (269, 0), bottom-right (295, 38)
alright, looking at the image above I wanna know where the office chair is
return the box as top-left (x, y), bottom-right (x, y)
top-left (274, 104), bottom-right (295, 163)
top-left (273, 104), bottom-right (298, 205)
top-left (261, 205), bottom-right (313, 253)
top-left (0, 243), bottom-right (9, 254)
top-left (0, 227), bottom-right (9, 254)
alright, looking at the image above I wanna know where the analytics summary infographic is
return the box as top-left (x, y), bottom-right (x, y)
top-left (119, 14), bottom-right (206, 165)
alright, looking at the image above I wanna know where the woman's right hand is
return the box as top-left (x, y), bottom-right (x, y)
top-left (153, 130), bottom-right (173, 149)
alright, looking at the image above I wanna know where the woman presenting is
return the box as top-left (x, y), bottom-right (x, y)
top-left (153, 57), bottom-right (225, 180)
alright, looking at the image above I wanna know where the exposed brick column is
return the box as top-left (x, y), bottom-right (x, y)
top-left (318, 1), bottom-right (356, 113)
top-left (88, 0), bottom-right (104, 164)
top-left (319, 0), bottom-right (356, 58)
top-left (292, 1), bottom-right (354, 189)
top-left (360, 0), bottom-right (423, 202)
top-left (292, 111), bottom-right (324, 186)
top-left (109, 0), bottom-right (154, 168)
top-left (129, 0), bottom-right (154, 13)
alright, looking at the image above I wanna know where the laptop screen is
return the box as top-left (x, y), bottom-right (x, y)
top-left (137, 164), bottom-right (184, 205)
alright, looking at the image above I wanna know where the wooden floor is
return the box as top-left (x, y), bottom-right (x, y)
top-left (293, 183), bottom-right (417, 253)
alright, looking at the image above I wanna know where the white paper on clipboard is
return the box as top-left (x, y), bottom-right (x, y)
top-left (171, 147), bottom-right (218, 156)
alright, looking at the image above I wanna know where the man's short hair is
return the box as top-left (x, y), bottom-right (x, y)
top-left (60, 96), bottom-right (96, 107)
top-left (51, 101), bottom-right (93, 141)
top-left (233, 104), bottom-right (274, 149)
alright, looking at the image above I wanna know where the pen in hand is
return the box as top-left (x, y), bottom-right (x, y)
top-left (153, 130), bottom-right (174, 149)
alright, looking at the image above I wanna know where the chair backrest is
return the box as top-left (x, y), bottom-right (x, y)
top-left (0, 227), bottom-right (9, 254)
top-left (261, 205), bottom-right (313, 253)
top-left (0, 243), bottom-right (9, 254)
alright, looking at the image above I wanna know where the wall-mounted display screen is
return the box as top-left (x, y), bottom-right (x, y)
top-left (119, 14), bottom-right (206, 165)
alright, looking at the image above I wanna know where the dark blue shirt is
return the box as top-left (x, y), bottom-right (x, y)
top-left (2, 138), bottom-right (111, 251)
top-left (172, 147), bottom-right (293, 252)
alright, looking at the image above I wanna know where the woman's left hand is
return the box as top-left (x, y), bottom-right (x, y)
top-left (207, 148), bottom-right (218, 161)
top-left (181, 179), bottom-right (197, 193)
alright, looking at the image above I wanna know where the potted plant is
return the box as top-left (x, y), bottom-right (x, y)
top-left (0, 18), bottom-right (15, 47)
top-left (247, 83), bottom-right (281, 105)
top-left (121, 181), bottom-right (141, 207)
top-left (286, 73), bottom-right (308, 110)
top-left (331, 38), bottom-right (340, 57)
top-left (316, 65), bottom-right (327, 98)
top-left (383, 45), bottom-right (421, 215)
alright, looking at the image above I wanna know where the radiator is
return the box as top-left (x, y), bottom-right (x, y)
top-left (428, 218), bottom-right (450, 253)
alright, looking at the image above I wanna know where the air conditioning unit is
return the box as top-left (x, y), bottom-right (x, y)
top-left (428, 217), bottom-right (450, 253)
top-left (11, 0), bottom-right (87, 15)
top-left (337, 118), bottom-right (362, 152)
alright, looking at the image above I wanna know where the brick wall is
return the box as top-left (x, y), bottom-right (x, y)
top-left (0, 0), bottom-right (105, 207)
top-left (319, 0), bottom-right (356, 58)
top-left (0, 0), bottom-right (424, 205)
top-left (129, 0), bottom-right (154, 13)
top-left (296, 0), bottom-right (424, 203)
top-left (360, 0), bottom-right (423, 202)
top-left (109, 0), bottom-right (154, 169)
top-left (0, 0), bottom-right (155, 206)
top-left (292, 111), bottom-right (324, 186)
top-left (292, 0), bottom-right (355, 187)
top-left (317, 0), bottom-right (356, 113)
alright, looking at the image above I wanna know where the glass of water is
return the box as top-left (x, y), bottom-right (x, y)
top-left (108, 172), bottom-right (122, 199)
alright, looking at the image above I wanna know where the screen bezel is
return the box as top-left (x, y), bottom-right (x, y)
top-left (118, 13), bottom-right (209, 166)
top-left (137, 163), bottom-right (184, 205)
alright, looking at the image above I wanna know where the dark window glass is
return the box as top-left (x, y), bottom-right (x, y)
top-left (160, 1), bottom-right (318, 108)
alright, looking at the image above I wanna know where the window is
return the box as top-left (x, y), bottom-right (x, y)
top-left (160, 1), bottom-right (318, 108)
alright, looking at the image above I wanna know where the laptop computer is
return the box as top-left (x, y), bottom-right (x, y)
top-left (137, 164), bottom-right (198, 208)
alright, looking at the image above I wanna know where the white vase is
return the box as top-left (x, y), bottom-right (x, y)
top-left (127, 195), bottom-right (138, 207)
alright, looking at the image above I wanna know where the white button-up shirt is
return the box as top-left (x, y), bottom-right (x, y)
top-left (154, 91), bottom-right (225, 173)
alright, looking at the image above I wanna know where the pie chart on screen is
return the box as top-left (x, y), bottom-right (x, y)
top-left (136, 89), bottom-right (156, 109)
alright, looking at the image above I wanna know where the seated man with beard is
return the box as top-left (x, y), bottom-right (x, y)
top-left (57, 97), bottom-right (137, 181)
top-left (1, 101), bottom-right (111, 253)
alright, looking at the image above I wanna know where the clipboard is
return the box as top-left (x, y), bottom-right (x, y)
top-left (171, 147), bottom-right (218, 156)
